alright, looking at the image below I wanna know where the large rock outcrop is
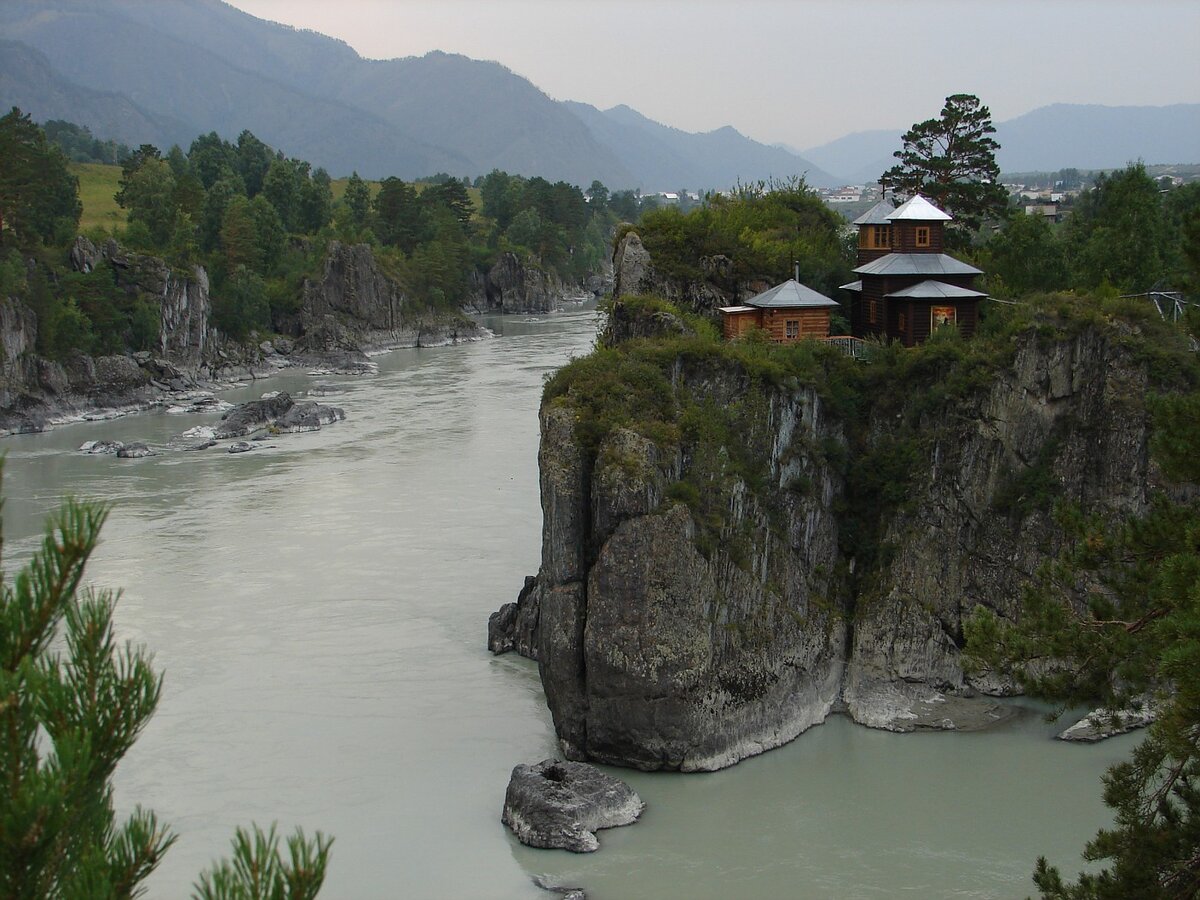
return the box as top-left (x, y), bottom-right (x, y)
top-left (610, 231), bottom-right (744, 314)
top-left (491, 299), bottom-right (1193, 768)
top-left (296, 241), bottom-right (484, 353)
top-left (501, 759), bottom-right (643, 852)
top-left (506, 368), bottom-right (847, 772)
top-left (843, 325), bottom-right (1161, 729)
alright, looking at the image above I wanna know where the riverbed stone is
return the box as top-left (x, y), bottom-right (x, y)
top-left (116, 442), bottom-right (154, 458)
top-left (502, 759), bottom-right (643, 853)
top-left (1057, 700), bottom-right (1156, 742)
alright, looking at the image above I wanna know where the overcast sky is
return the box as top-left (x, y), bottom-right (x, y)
top-left (225, 0), bottom-right (1199, 150)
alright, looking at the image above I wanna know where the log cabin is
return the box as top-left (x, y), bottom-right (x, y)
top-left (840, 194), bottom-right (987, 346)
top-left (719, 278), bottom-right (841, 343)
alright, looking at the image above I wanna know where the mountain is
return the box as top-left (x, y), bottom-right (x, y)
top-left (993, 103), bottom-right (1200, 172)
top-left (797, 130), bottom-right (903, 186)
top-left (803, 104), bottom-right (1200, 184)
top-left (0, 39), bottom-right (192, 150)
top-left (566, 103), bottom-right (841, 190)
top-left (0, 0), bottom-right (837, 189)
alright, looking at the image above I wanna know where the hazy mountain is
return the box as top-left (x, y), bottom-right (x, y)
top-left (0, 2), bottom-right (469, 179)
top-left (0, 39), bottom-right (192, 150)
top-left (802, 104), bottom-right (1200, 184)
top-left (1, 1), bottom-right (1193, 189)
top-left (588, 104), bottom-right (841, 190)
top-left (796, 130), bottom-right (902, 186)
top-left (993, 103), bottom-right (1200, 172)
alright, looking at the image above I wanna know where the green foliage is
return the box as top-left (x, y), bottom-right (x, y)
top-left (982, 210), bottom-right (1068, 297)
top-left (118, 156), bottom-right (180, 248)
top-left (0, 107), bottom-right (82, 248)
top-left (0, 482), bottom-right (332, 899)
top-left (963, 357), bottom-right (1200, 896)
top-left (193, 825), bottom-right (332, 900)
top-left (213, 266), bottom-right (271, 338)
top-left (43, 120), bottom-right (130, 165)
top-left (0, 493), bottom-right (174, 898)
top-left (632, 177), bottom-right (852, 296)
top-left (879, 93), bottom-right (1008, 235)
top-left (1062, 163), bottom-right (1168, 294)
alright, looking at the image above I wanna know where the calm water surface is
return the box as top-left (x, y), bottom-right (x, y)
top-left (2, 305), bottom-right (1134, 899)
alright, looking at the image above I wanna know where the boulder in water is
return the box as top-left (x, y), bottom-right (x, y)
top-left (502, 759), bottom-right (643, 852)
top-left (227, 441), bottom-right (256, 454)
top-left (116, 442), bottom-right (154, 458)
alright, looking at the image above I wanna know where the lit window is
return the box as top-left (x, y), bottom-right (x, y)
top-left (898, 313), bottom-right (907, 332)
top-left (931, 306), bottom-right (956, 329)
top-left (868, 299), bottom-right (877, 324)
top-left (916, 227), bottom-right (931, 247)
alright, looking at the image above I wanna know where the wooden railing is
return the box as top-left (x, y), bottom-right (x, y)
top-left (821, 335), bottom-right (864, 358)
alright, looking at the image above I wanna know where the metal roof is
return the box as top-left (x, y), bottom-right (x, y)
top-left (887, 194), bottom-right (952, 222)
top-left (745, 279), bottom-right (840, 309)
top-left (852, 199), bottom-right (896, 225)
top-left (838, 280), bottom-right (863, 292)
top-left (853, 253), bottom-right (983, 277)
top-left (885, 279), bottom-right (988, 300)
top-left (718, 305), bottom-right (756, 313)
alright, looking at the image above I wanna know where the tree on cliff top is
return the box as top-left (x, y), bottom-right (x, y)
top-left (0, 478), bottom-right (332, 898)
top-left (0, 107), bottom-right (81, 248)
top-left (880, 94), bottom-right (1008, 236)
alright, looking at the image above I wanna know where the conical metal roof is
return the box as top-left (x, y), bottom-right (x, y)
top-left (852, 199), bottom-right (896, 225)
top-left (887, 194), bottom-right (953, 222)
top-left (853, 253), bottom-right (982, 277)
top-left (745, 279), bottom-right (839, 309)
top-left (885, 280), bottom-right (987, 299)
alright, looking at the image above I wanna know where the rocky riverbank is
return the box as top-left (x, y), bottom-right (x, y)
top-left (0, 238), bottom-right (488, 435)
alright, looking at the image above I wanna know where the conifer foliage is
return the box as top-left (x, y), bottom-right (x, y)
top-left (880, 93), bottom-right (1008, 234)
top-left (0, 485), bottom-right (332, 899)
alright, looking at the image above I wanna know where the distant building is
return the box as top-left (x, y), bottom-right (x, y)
top-left (840, 195), bottom-right (987, 346)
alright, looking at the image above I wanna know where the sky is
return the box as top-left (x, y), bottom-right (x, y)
top-left (224, 0), bottom-right (1200, 150)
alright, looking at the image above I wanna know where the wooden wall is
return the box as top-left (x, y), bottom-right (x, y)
top-left (891, 221), bottom-right (945, 253)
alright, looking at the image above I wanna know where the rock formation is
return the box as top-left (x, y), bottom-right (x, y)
top-left (0, 238), bottom-right (483, 433)
top-left (214, 392), bottom-right (344, 439)
top-left (491, 296), bottom-right (1190, 770)
top-left (501, 759), bottom-right (643, 852)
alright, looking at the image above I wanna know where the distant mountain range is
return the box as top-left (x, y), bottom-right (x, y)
top-left (800, 103), bottom-right (1200, 184)
top-left (0, 0), bottom-right (1196, 190)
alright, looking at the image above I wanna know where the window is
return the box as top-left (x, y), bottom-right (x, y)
top-left (786, 320), bottom-right (799, 339)
top-left (868, 299), bottom-right (877, 324)
top-left (915, 226), bottom-right (931, 248)
top-left (931, 306), bottom-right (956, 329)
top-left (873, 225), bottom-right (891, 248)
top-left (898, 312), bottom-right (907, 332)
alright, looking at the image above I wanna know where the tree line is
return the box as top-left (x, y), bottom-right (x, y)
top-left (0, 107), bottom-right (636, 360)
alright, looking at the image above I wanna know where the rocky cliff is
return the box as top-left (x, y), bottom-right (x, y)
top-left (467, 251), bottom-right (608, 315)
top-left (0, 238), bottom-right (484, 433)
top-left (611, 230), bottom-right (762, 315)
top-left (491, 297), bottom-right (1197, 770)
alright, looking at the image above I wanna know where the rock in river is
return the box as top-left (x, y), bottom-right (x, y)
top-left (502, 759), bottom-right (643, 853)
top-left (227, 441), bottom-right (256, 454)
top-left (116, 442), bottom-right (154, 458)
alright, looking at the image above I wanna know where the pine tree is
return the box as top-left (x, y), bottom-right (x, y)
top-left (0, 481), bottom-right (332, 899)
top-left (965, 389), bottom-right (1200, 898)
top-left (880, 94), bottom-right (1008, 235)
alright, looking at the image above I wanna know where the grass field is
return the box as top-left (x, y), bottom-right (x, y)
top-left (71, 162), bottom-right (125, 233)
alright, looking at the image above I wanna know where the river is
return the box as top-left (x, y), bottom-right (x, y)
top-left (1, 305), bottom-right (1135, 899)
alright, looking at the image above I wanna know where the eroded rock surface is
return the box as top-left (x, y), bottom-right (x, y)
top-left (501, 759), bottom-right (643, 852)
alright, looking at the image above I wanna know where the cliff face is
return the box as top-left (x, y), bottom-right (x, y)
top-left (493, 301), bottom-right (1192, 769)
top-left (514, 361), bottom-right (847, 771)
top-left (0, 238), bottom-right (484, 432)
top-left (611, 231), bottom-right (763, 315)
top-left (845, 326), bottom-right (1159, 728)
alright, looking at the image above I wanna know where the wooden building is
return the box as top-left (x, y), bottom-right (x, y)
top-left (719, 279), bottom-right (840, 343)
top-left (840, 195), bottom-right (986, 346)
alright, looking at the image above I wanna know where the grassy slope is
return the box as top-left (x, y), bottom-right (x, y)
top-left (71, 162), bottom-right (125, 233)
